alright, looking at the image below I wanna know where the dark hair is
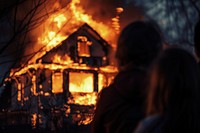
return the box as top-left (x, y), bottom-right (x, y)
top-left (147, 47), bottom-right (200, 132)
top-left (115, 20), bottom-right (163, 70)
top-left (194, 19), bottom-right (200, 59)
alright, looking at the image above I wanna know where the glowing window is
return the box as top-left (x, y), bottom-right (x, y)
top-left (69, 72), bottom-right (94, 93)
top-left (52, 72), bottom-right (63, 93)
top-left (77, 36), bottom-right (92, 57)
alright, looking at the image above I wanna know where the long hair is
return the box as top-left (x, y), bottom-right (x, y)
top-left (147, 47), bottom-right (200, 132)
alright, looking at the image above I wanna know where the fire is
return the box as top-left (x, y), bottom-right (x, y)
top-left (70, 0), bottom-right (114, 38)
top-left (52, 54), bottom-right (74, 65)
top-left (31, 113), bottom-right (37, 128)
top-left (79, 116), bottom-right (93, 125)
top-left (38, 13), bottom-right (68, 51)
top-left (112, 7), bottom-right (124, 34)
top-left (42, 31), bottom-right (66, 48)
top-left (68, 92), bottom-right (97, 106)
top-left (69, 72), bottom-right (94, 93)
top-left (53, 14), bottom-right (67, 28)
top-left (8, 0), bottom-right (119, 128)
top-left (68, 72), bottom-right (97, 105)
top-left (26, 0), bottom-right (117, 65)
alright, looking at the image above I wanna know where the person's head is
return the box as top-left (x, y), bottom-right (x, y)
top-left (147, 47), bottom-right (200, 131)
top-left (115, 20), bottom-right (163, 71)
top-left (194, 19), bottom-right (200, 60)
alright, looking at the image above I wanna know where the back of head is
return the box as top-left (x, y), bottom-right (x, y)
top-left (147, 47), bottom-right (200, 132)
top-left (116, 20), bottom-right (163, 70)
top-left (194, 19), bottom-right (200, 60)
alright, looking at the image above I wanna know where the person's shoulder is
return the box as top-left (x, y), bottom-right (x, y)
top-left (141, 115), bottom-right (161, 126)
top-left (134, 114), bottom-right (162, 133)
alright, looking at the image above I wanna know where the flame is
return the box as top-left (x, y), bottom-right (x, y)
top-left (68, 71), bottom-right (97, 105)
top-left (78, 116), bottom-right (93, 125)
top-left (54, 14), bottom-right (67, 28)
top-left (10, 0), bottom-right (118, 110)
top-left (41, 31), bottom-right (66, 48)
top-left (31, 113), bottom-right (37, 128)
top-left (112, 7), bottom-right (124, 34)
top-left (68, 92), bottom-right (97, 106)
top-left (38, 13), bottom-right (68, 51)
top-left (69, 72), bottom-right (94, 93)
top-left (17, 83), bottom-right (21, 101)
top-left (27, 0), bottom-right (117, 65)
top-left (52, 54), bottom-right (74, 65)
top-left (69, 0), bottom-right (116, 39)
top-left (8, 0), bottom-right (120, 127)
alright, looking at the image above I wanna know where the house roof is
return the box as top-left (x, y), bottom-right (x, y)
top-left (10, 23), bottom-right (113, 76)
top-left (36, 23), bottom-right (111, 63)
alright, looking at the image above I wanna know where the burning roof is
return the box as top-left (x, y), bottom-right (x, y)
top-left (37, 23), bottom-right (112, 66)
top-left (11, 22), bottom-right (116, 76)
top-left (10, 0), bottom-right (120, 77)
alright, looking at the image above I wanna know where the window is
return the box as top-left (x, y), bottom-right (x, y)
top-left (52, 72), bottom-right (63, 93)
top-left (77, 36), bottom-right (92, 57)
top-left (69, 71), bottom-right (94, 93)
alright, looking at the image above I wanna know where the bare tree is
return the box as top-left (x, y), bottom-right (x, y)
top-left (0, 0), bottom-right (71, 88)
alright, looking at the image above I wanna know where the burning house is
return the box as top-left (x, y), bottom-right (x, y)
top-left (0, 0), bottom-right (121, 131)
top-left (6, 23), bottom-right (117, 130)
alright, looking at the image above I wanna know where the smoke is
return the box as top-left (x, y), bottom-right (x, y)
top-left (78, 0), bottom-right (142, 29)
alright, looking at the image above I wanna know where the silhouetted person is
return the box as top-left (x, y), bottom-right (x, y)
top-left (135, 47), bottom-right (200, 133)
top-left (90, 20), bottom-right (163, 133)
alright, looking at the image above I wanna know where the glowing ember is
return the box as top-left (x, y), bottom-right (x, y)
top-left (17, 83), bottom-right (21, 101)
top-left (78, 115), bottom-right (93, 125)
top-left (31, 113), bottom-right (37, 128)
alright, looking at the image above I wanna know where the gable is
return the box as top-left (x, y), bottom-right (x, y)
top-left (37, 23), bottom-right (112, 67)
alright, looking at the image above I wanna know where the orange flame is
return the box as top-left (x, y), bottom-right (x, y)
top-left (52, 54), bottom-right (74, 65)
top-left (68, 92), bottom-right (97, 106)
top-left (10, 0), bottom-right (118, 110)
top-left (69, 72), bottom-right (94, 93)
top-left (27, 0), bottom-right (117, 64)
top-left (31, 113), bottom-right (37, 128)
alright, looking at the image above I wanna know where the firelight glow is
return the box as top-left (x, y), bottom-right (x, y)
top-left (26, 0), bottom-right (117, 65)
top-left (11, 0), bottom-right (118, 108)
